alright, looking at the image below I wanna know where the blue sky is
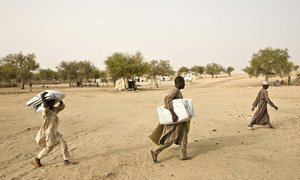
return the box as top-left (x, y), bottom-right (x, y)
top-left (0, 0), bottom-right (299, 72)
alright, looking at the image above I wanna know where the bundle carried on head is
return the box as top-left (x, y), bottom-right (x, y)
top-left (25, 90), bottom-right (65, 112)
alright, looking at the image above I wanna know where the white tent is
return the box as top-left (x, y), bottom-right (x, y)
top-left (115, 78), bottom-right (126, 90)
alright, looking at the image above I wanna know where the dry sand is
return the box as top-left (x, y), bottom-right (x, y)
top-left (0, 74), bottom-right (299, 180)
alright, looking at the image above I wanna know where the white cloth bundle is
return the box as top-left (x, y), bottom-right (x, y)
top-left (25, 90), bottom-right (65, 112)
top-left (157, 99), bottom-right (194, 125)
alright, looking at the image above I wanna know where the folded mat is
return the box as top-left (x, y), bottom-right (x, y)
top-left (157, 99), bottom-right (194, 125)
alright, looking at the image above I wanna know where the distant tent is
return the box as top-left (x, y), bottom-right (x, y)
top-left (294, 74), bottom-right (300, 86)
top-left (184, 74), bottom-right (194, 82)
top-left (115, 78), bottom-right (126, 90)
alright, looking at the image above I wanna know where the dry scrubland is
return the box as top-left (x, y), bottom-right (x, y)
top-left (0, 74), bottom-right (299, 180)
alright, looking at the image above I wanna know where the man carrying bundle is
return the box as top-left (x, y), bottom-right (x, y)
top-left (149, 76), bottom-right (192, 162)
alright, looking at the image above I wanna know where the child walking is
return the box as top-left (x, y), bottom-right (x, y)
top-left (31, 92), bottom-right (72, 167)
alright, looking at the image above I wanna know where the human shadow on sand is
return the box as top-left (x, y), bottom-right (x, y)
top-left (159, 132), bottom-right (262, 162)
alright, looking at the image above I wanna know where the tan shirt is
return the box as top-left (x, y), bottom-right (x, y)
top-left (164, 87), bottom-right (183, 110)
top-left (35, 103), bottom-right (65, 147)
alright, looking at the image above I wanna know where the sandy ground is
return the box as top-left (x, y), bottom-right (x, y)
top-left (0, 74), bottom-right (299, 180)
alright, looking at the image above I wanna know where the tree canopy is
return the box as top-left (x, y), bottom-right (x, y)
top-left (293, 65), bottom-right (299, 72)
top-left (91, 69), bottom-right (108, 83)
top-left (105, 52), bottom-right (147, 83)
top-left (77, 61), bottom-right (98, 81)
top-left (178, 66), bottom-right (190, 75)
top-left (56, 61), bottom-right (79, 84)
top-left (39, 68), bottom-right (58, 83)
top-left (190, 65), bottom-right (205, 75)
top-left (225, 66), bottom-right (235, 76)
top-left (0, 52), bottom-right (39, 89)
top-left (0, 50), bottom-right (240, 89)
top-left (244, 47), bottom-right (294, 80)
top-left (205, 63), bottom-right (225, 77)
top-left (0, 62), bottom-right (17, 84)
top-left (56, 60), bottom-right (99, 86)
top-left (145, 60), bottom-right (174, 88)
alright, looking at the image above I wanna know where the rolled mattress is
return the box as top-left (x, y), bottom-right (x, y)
top-left (25, 90), bottom-right (65, 112)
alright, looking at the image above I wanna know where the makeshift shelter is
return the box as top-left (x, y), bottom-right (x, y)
top-left (115, 78), bottom-right (126, 91)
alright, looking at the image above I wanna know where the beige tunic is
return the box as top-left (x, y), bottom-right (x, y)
top-left (35, 103), bottom-right (65, 147)
top-left (249, 88), bottom-right (275, 126)
top-left (149, 87), bottom-right (190, 145)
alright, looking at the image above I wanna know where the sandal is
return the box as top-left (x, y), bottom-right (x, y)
top-left (181, 156), bottom-right (193, 161)
top-left (151, 150), bottom-right (157, 163)
top-left (31, 158), bottom-right (42, 167)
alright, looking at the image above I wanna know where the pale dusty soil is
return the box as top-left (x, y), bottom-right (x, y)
top-left (0, 74), bottom-right (299, 180)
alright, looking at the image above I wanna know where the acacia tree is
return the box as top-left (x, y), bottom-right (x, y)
top-left (98, 70), bottom-right (108, 83)
top-left (91, 69), bottom-right (108, 83)
top-left (105, 51), bottom-right (147, 88)
top-left (244, 47), bottom-right (294, 80)
top-left (105, 52), bottom-right (128, 83)
top-left (205, 63), bottom-right (225, 78)
top-left (293, 65), bottom-right (299, 72)
top-left (56, 60), bottom-right (99, 86)
top-left (190, 65), bottom-right (205, 75)
top-left (0, 52), bottom-right (39, 89)
top-left (57, 61), bottom-right (79, 86)
top-left (31, 72), bottom-right (41, 82)
top-left (39, 68), bottom-right (58, 85)
top-left (225, 66), bottom-right (235, 77)
top-left (0, 63), bottom-right (17, 84)
top-left (128, 52), bottom-right (147, 78)
top-left (178, 66), bottom-right (190, 76)
top-left (77, 60), bottom-right (98, 82)
top-left (145, 60), bottom-right (174, 88)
